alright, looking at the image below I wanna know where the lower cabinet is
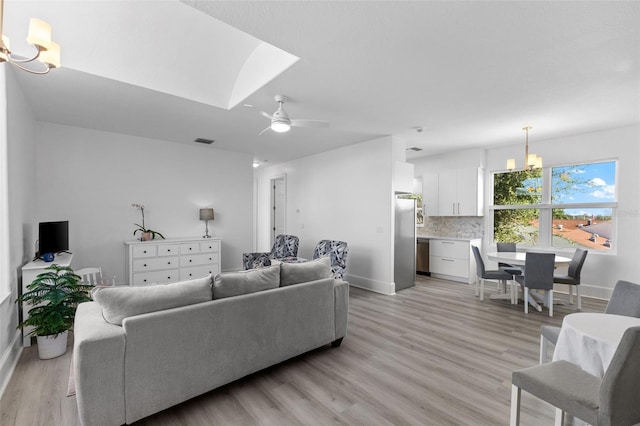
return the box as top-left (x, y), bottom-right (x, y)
top-left (429, 238), bottom-right (481, 284)
top-left (125, 237), bottom-right (221, 285)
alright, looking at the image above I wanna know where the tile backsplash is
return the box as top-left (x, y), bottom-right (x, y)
top-left (417, 216), bottom-right (484, 239)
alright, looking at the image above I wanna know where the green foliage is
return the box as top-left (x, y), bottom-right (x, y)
top-left (16, 265), bottom-right (94, 337)
top-left (494, 169), bottom-right (542, 243)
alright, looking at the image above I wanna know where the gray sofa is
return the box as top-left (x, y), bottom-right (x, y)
top-left (73, 258), bottom-right (349, 426)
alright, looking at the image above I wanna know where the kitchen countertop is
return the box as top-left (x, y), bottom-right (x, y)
top-left (417, 235), bottom-right (481, 242)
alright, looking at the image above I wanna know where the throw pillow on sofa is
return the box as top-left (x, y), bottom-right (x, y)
top-left (213, 264), bottom-right (281, 299)
top-left (280, 256), bottom-right (331, 287)
top-left (92, 275), bottom-right (213, 325)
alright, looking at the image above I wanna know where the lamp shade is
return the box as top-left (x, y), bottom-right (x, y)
top-left (199, 208), bottom-right (214, 221)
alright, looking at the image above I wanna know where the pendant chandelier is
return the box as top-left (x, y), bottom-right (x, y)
top-left (0, 0), bottom-right (61, 74)
top-left (507, 126), bottom-right (542, 171)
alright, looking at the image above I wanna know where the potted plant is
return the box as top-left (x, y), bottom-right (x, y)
top-left (132, 203), bottom-right (165, 241)
top-left (16, 265), bottom-right (93, 359)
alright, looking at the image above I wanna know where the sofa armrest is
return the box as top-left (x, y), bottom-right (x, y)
top-left (334, 279), bottom-right (349, 340)
top-left (73, 302), bottom-right (126, 426)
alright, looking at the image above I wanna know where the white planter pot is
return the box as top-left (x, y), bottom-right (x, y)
top-left (36, 331), bottom-right (68, 359)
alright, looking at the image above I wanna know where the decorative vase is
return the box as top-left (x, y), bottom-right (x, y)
top-left (36, 331), bottom-right (68, 359)
top-left (141, 232), bottom-right (152, 241)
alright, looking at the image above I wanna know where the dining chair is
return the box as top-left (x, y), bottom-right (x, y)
top-left (497, 242), bottom-right (521, 293)
top-left (553, 248), bottom-right (588, 310)
top-left (76, 267), bottom-right (115, 286)
top-left (514, 253), bottom-right (556, 316)
top-left (471, 246), bottom-right (516, 302)
top-left (539, 279), bottom-right (640, 363)
top-left (511, 326), bottom-right (640, 426)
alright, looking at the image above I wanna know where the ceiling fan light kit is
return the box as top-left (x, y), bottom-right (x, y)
top-left (246, 94), bottom-right (329, 135)
top-left (0, 0), bottom-right (61, 74)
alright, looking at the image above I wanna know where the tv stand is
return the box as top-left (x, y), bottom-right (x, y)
top-left (21, 253), bottom-right (73, 347)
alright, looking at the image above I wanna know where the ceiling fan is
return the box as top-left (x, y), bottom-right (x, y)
top-left (244, 95), bottom-right (329, 135)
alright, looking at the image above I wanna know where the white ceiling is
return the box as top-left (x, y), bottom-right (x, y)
top-left (6, 0), bottom-right (640, 165)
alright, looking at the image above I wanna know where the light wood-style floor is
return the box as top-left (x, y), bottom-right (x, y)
top-left (1, 276), bottom-right (607, 426)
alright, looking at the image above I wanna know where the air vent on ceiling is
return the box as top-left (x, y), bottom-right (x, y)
top-left (407, 147), bottom-right (423, 151)
top-left (194, 138), bottom-right (215, 144)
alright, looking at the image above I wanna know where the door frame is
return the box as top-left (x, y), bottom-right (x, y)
top-left (270, 174), bottom-right (287, 246)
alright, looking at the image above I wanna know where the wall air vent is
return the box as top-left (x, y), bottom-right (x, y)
top-left (194, 138), bottom-right (215, 144)
top-left (407, 147), bottom-right (423, 151)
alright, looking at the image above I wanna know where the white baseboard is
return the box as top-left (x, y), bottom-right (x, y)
top-left (346, 273), bottom-right (395, 295)
top-left (553, 283), bottom-right (611, 301)
top-left (0, 330), bottom-right (23, 400)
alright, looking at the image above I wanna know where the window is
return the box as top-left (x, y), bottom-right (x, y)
top-left (492, 161), bottom-right (617, 251)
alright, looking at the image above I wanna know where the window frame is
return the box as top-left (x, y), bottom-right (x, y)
top-left (490, 159), bottom-right (618, 254)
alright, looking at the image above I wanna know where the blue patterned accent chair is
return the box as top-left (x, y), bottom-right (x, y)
top-left (242, 234), bottom-right (300, 270)
top-left (313, 240), bottom-right (349, 279)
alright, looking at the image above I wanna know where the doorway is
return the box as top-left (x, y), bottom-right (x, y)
top-left (270, 175), bottom-right (286, 246)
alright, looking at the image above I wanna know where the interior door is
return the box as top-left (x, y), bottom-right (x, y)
top-left (271, 176), bottom-right (286, 245)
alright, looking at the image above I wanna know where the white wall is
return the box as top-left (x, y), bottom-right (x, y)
top-left (484, 125), bottom-right (640, 298)
top-left (35, 123), bottom-right (254, 282)
top-left (0, 68), bottom-right (36, 398)
top-left (254, 136), bottom-right (396, 294)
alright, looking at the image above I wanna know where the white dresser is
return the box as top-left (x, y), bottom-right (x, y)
top-left (124, 237), bottom-right (221, 285)
top-left (428, 238), bottom-right (481, 284)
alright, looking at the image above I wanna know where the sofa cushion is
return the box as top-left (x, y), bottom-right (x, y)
top-left (280, 256), bottom-right (332, 287)
top-left (213, 264), bottom-right (281, 299)
top-left (92, 275), bottom-right (213, 325)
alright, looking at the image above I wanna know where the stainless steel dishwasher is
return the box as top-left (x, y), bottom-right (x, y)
top-left (416, 238), bottom-right (430, 275)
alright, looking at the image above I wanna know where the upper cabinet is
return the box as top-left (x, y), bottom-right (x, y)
top-left (393, 161), bottom-right (415, 193)
top-left (426, 167), bottom-right (483, 216)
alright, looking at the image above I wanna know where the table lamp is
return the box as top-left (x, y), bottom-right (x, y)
top-left (199, 208), bottom-right (214, 238)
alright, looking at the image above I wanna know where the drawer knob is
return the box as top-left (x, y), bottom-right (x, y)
top-left (168, 276), bottom-right (171, 279)
top-left (189, 273), bottom-right (193, 277)
top-left (144, 279), bottom-right (147, 282)
top-left (143, 264), bottom-right (147, 267)
top-left (189, 259), bottom-right (192, 263)
top-left (209, 258), bottom-right (212, 261)
top-left (168, 249), bottom-right (171, 252)
top-left (143, 250), bottom-right (147, 254)
top-left (167, 261), bottom-right (171, 265)
top-left (189, 247), bottom-right (192, 251)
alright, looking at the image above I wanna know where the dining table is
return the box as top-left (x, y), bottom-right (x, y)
top-left (553, 312), bottom-right (640, 378)
top-left (485, 251), bottom-right (572, 308)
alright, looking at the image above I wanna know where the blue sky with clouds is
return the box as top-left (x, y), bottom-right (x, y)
top-left (554, 161), bottom-right (616, 217)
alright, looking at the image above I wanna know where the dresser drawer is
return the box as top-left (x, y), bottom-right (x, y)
top-left (429, 256), bottom-right (469, 278)
top-left (429, 240), bottom-right (469, 259)
top-left (133, 256), bottom-right (180, 272)
top-left (132, 245), bottom-right (157, 258)
top-left (157, 244), bottom-right (180, 256)
top-left (180, 265), bottom-right (216, 281)
top-left (133, 270), bottom-right (180, 285)
top-left (180, 243), bottom-right (200, 255)
top-left (181, 253), bottom-right (218, 268)
top-left (200, 241), bottom-right (220, 253)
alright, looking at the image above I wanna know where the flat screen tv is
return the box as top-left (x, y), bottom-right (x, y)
top-left (38, 221), bottom-right (69, 255)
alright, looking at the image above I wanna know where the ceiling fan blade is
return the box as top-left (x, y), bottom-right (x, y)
top-left (258, 126), bottom-right (272, 136)
top-left (244, 104), bottom-right (274, 120)
top-left (290, 119), bottom-right (330, 128)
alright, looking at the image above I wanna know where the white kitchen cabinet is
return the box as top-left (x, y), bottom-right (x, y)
top-left (422, 172), bottom-right (439, 217)
top-left (429, 238), bottom-right (481, 284)
top-left (125, 237), bottom-right (221, 285)
top-left (436, 167), bottom-right (483, 216)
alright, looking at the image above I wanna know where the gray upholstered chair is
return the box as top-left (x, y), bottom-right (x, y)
top-left (540, 279), bottom-right (640, 363)
top-left (242, 234), bottom-right (300, 270)
top-left (514, 253), bottom-right (556, 316)
top-left (471, 246), bottom-right (516, 302)
top-left (553, 248), bottom-right (588, 310)
top-left (511, 326), bottom-right (640, 426)
top-left (497, 242), bottom-right (521, 293)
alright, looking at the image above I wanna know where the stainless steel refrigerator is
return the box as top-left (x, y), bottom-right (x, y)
top-left (394, 197), bottom-right (416, 291)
